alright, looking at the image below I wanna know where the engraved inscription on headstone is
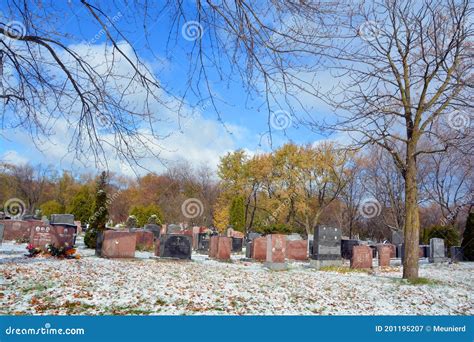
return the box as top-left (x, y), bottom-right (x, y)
top-left (160, 234), bottom-right (192, 259)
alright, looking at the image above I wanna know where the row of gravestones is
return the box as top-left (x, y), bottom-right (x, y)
top-left (95, 224), bottom-right (246, 259)
top-left (0, 214), bottom-right (78, 250)
top-left (243, 227), bottom-right (458, 270)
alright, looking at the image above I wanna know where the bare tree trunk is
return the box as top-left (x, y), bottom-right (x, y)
top-left (403, 151), bottom-right (420, 280)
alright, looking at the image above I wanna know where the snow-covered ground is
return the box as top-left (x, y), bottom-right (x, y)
top-left (0, 239), bottom-right (472, 315)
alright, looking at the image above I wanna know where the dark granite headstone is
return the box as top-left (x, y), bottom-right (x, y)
top-left (396, 244), bottom-right (404, 259)
top-left (95, 231), bottom-right (104, 257)
top-left (50, 214), bottom-right (75, 225)
top-left (420, 245), bottom-right (430, 258)
top-left (247, 232), bottom-right (261, 242)
top-left (245, 240), bottom-right (253, 258)
top-left (341, 239), bottom-right (359, 259)
top-left (308, 239), bottom-right (313, 256)
top-left (450, 246), bottom-right (463, 262)
top-left (310, 226), bottom-right (342, 269)
top-left (232, 237), bottom-right (243, 252)
top-left (312, 226), bottom-right (341, 260)
top-left (197, 233), bottom-right (210, 252)
top-left (0, 223), bottom-right (4, 244)
top-left (369, 245), bottom-right (377, 258)
top-left (144, 224), bottom-right (161, 240)
top-left (159, 234), bottom-right (192, 259)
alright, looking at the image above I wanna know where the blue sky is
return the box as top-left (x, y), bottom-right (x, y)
top-left (0, 2), bottom-right (338, 176)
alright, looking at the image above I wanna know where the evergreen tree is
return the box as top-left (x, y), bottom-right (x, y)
top-left (229, 196), bottom-right (245, 232)
top-left (461, 212), bottom-right (474, 261)
top-left (84, 171), bottom-right (109, 248)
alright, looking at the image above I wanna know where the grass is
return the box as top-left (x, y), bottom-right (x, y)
top-left (319, 266), bottom-right (371, 274)
top-left (391, 277), bottom-right (443, 286)
top-left (406, 277), bottom-right (443, 286)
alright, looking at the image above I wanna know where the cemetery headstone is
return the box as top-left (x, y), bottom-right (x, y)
top-left (310, 226), bottom-right (342, 269)
top-left (96, 231), bottom-right (104, 256)
top-left (101, 230), bottom-right (136, 258)
top-left (197, 233), bottom-right (210, 252)
top-left (341, 239), bottom-right (359, 259)
top-left (286, 239), bottom-right (308, 261)
top-left (265, 234), bottom-right (287, 270)
top-left (50, 214), bottom-right (75, 225)
top-left (450, 246), bottom-right (463, 262)
top-left (429, 238), bottom-right (446, 263)
top-left (0, 223), bottom-right (4, 244)
top-left (391, 230), bottom-right (404, 245)
top-left (377, 244), bottom-right (392, 267)
top-left (134, 229), bottom-right (154, 250)
top-left (286, 233), bottom-right (303, 241)
top-left (245, 240), bottom-right (253, 258)
top-left (144, 224), bottom-right (161, 240)
top-left (351, 245), bottom-right (373, 269)
top-left (247, 232), bottom-right (261, 241)
top-left (30, 224), bottom-right (76, 250)
top-left (396, 244), bottom-right (404, 259)
top-left (159, 234), bottom-right (192, 259)
top-left (252, 236), bottom-right (267, 261)
top-left (166, 224), bottom-right (182, 235)
top-left (209, 236), bottom-right (219, 258)
top-left (217, 237), bottom-right (232, 260)
top-left (231, 237), bottom-right (243, 252)
top-left (420, 245), bottom-right (430, 258)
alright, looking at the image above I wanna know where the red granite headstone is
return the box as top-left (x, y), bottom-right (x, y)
top-left (30, 224), bottom-right (75, 250)
top-left (1, 220), bottom-right (42, 241)
top-left (286, 240), bottom-right (308, 261)
top-left (351, 245), bottom-right (373, 269)
top-left (387, 244), bottom-right (396, 258)
top-left (252, 236), bottom-right (267, 261)
top-left (134, 229), bottom-right (154, 250)
top-left (377, 245), bottom-right (392, 267)
top-left (101, 231), bottom-right (136, 258)
top-left (266, 234), bottom-right (286, 263)
top-left (209, 236), bottom-right (218, 258)
top-left (216, 237), bottom-right (231, 260)
top-left (208, 236), bottom-right (231, 260)
top-left (154, 239), bottom-right (160, 256)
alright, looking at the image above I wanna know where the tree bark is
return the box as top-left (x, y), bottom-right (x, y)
top-left (403, 149), bottom-right (420, 279)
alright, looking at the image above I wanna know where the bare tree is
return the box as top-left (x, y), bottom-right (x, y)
top-left (420, 145), bottom-right (473, 225)
top-left (3, 163), bottom-right (53, 214)
top-left (0, 0), bottom-right (340, 168)
top-left (315, 0), bottom-right (473, 279)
